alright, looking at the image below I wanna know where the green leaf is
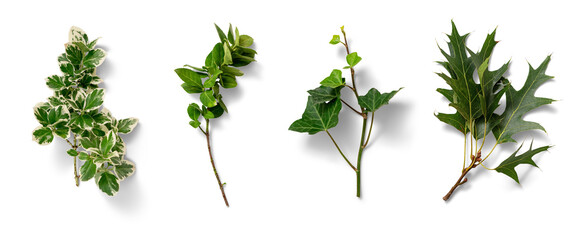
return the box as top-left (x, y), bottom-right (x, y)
top-left (239, 35), bottom-right (253, 48)
top-left (493, 56), bottom-right (554, 143)
top-left (330, 35), bottom-right (341, 45)
top-left (80, 159), bottom-right (96, 181)
top-left (175, 68), bottom-right (204, 93)
top-left (79, 152), bottom-right (89, 160)
top-left (307, 86), bottom-right (342, 104)
top-left (227, 24), bottom-right (235, 44)
top-left (495, 142), bottom-right (550, 184)
top-left (207, 43), bottom-right (225, 67)
top-left (59, 62), bottom-right (75, 75)
top-left (357, 87), bottom-right (402, 112)
top-left (203, 77), bottom-right (215, 88)
top-left (33, 126), bottom-right (54, 145)
top-left (319, 69), bottom-right (344, 88)
top-left (46, 75), bottom-right (66, 90)
top-left (97, 172), bottom-right (119, 196)
top-left (435, 112), bottom-right (467, 134)
top-left (115, 160), bottom-right (135, 180)
top-left (346, 52), bottom-right (362, 68)
top-left (202, 105), bottom-right (224, 119)
top-left (84, 89), bottom-right (104, 111)
top-left (221, 66), bottom-right (244, 76)
top-left (100, 131), bottom-right (116, 155)
top-left (220, 74), bottom-right (237, 88)
top-left (200, 90), bottom-right (217, 108)
top-left (215, 24), bottom-right (228, 43)
top-left (117, 118), bottom-right (139, 134)
top-left (189, 120), bottom-right (201, 128)
top-left (289, 97), bottom-right (342, 134)
top-left (223, 42), bottom-right (233, 65)
top-left (83, 48), bottom-right (106, 68)
top-left (65, 44), bottom-right (83, 65)
top-left (187, 103), bottom-right (202, 121)
top-left (67, 149), bottom-right (79, 157)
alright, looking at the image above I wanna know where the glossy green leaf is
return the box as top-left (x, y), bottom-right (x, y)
top-left (289, 97), bottom-right (342, 134)
top-left (330, 35), bottom-right (341, 45)
top-left (202, 105), bottom-right (224, 119)
top-left (223, 42), bottom-right (233, 65)
top-left (46, 75), bottom-right (67, 90)
top-left (220, 74), bottom-right (237, 88)
top-left (215, 23), bottom-right (228, 43)
top-left (357, 87), bottom-right (402, 112)
top-left (239, 35), bottom-right (253, 48)
top-left (99, 131), bottom-right (116, 155)
top-left (175, 68), bottom-right (204, 93)
top-left (346, 52), bottom-right (362, 68)
top-left (307, 86), bottom-right (341, 104)
top-left (200, 90), bottom-right (217, 108)
top-left (319, 69), bottom-right (344, 88)
top-left (495, 142), bottom-right (550, 184)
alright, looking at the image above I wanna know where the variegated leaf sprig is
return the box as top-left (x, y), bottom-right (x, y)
top-left (174, 24), bottom-right (257, 207)
top-left (33, 26), bottom-right (138, 196)
top-left (436, 21), bottom-right (554, 201)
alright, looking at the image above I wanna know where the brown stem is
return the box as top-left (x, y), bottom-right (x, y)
top-left (340, 99), bottom-right (364, 117)
top-left (204, 120), bottom-right (230, 207)
top-left (443, 154), bottom-right (481, 201)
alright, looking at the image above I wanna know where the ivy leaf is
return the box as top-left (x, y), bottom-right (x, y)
top-left (307, 86), bottom-right (342, 104)
top-left (84, 89), bottom-right (104, 111)
top-left (495, 142), bottom-right (550, 184)
top-left (345, 52), bottom-right (362, 68)
top-left (330, 35), bottom-right (341, 45)
top-left (80, 159), bottom-right (96, 181)
top-left (32, 126), bottom-right (54, 145)
top-left (493, 56), bottom-right (554, 143)
top-left (357, 87), bottom-right (402, 112)
top-left (117, 118), bottom-right (139, 134)
top-left (319, 69), bottom-right (344, 88)
top-left (83, 48), bottom-right (106, 68)
top-left (97, 172), bottom-right (119, 196)
top-left (289, 97), bottom-right (342, 135)
top-left (175, 68), bottom-right (204, 93)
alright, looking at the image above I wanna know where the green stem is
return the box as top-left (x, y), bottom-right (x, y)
top-left (73, 134), bottom-right (79, 187)
top-left (204, 119), bottom-right (230, 207)
top-left (363, 112), bottom-right (374, 148)
top-left (356, 115), bottom-right (368, 197)
top-left (325, 130), bottom-right (356, 171)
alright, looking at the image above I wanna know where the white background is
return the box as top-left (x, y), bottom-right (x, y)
top-left (0, 0), bottom-right (582, 239)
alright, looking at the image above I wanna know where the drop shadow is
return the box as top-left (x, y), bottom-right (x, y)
top-left (96, 51), bottom-right (113, 81)
top-left (368, 101), bottom-right (413, 147)
top-left (51, 137), bottom-right (74, 172)
top-left (106, 119), bottom-right (143, 213)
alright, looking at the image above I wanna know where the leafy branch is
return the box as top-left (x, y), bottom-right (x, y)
top-left (175, 24), bottom-right (256, 207)
top-left (436, 21), bottom-right (554, 201)
top-left (33, 27), bottom-right (138, 196)
top-left (289, 26), bottom-right (402, 197)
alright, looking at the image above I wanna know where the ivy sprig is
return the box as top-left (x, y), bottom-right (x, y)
top-left (436, 21), bottom-right (554, 201)
top-left (33, 27), bottom-right (138, 196)
top-left (289, 26), bottom-right (402, 197)
top-left (175, 24), bottom-right (256, 207)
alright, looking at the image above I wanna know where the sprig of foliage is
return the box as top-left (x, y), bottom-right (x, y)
top-left (436, 21), bottom-right (554, 201)
top-left (175, 24), bottom-right (256, 207)
top-left (33, 27), bottom-right (138, 196)
top-left (289, 26), bottom-right (402, 197)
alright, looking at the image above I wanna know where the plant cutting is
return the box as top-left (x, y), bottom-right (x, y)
top-left (175, 24), bottom-right (256, 207)
top-left (436, 21), bottom-right (554, 201)
top-left (33, 26), bottom-right (138, 196)
top-left (289, 26), bottom-right (402, 197)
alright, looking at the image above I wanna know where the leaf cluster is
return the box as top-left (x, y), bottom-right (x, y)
top-left (175, 24), bottom-right (256, 129)
top-left (436, 21), bottom-right (554, 183)
top-left (33, 27), bottom-right (138, 196)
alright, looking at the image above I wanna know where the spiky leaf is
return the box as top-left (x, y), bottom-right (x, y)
top-left (495, 142), bottom-right (550, 184)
